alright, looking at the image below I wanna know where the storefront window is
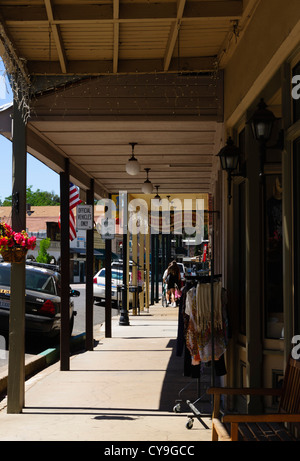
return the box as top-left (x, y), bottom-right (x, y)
top-left (293, 139), bottom-right (300, 335)
top-left (264, 175), bottom-right (283, 339)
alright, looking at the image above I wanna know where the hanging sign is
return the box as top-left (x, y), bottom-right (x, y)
top-left (76, 204), bottom-right (93, 230)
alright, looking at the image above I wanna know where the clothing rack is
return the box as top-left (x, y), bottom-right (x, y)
top-left (174, 208), bottom-right (224, 430)
top-left (180, 273), bottom-right (222, 430)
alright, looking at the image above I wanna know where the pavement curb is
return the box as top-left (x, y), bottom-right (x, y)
top-left (0, 332), bottom-right (88, 397)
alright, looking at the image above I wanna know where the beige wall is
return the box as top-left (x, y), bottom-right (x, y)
top-left (224, 0), bottom-right (300, 127)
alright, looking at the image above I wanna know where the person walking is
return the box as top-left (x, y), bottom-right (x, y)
top-left (166, 260), bottom-right (181, 307)
top-left (162, 264), bottom-right (170, 306)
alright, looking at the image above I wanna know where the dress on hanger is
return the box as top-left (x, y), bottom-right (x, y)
top-left (184, 281), bottom-right (228, 364)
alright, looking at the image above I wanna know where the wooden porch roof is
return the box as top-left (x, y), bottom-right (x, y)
top-left (0, 0), bottom-right (259, 198)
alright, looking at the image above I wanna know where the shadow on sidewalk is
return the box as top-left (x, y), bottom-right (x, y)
top-left (158, 340), bottom-right (212, 416)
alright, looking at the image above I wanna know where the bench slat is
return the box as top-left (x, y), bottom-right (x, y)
top-left (223, 413), bottom-right (300, 423)
top-left (210, 358), bottom-right (300, 441)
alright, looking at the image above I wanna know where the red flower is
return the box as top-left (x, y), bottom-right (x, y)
top-left (0, 222), bottom-right (36, 252)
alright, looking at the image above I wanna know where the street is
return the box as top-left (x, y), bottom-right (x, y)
top-left (0, 286), bottom-right (120, 373)
top-left (70, 284), bottom-right (119, 336)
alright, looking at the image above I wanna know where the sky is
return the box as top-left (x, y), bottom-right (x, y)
top-left (0, 59), bottom-right (60, 203)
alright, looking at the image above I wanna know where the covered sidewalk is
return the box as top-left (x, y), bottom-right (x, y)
top-left (0, 304), bottom-right (213, 442)
top-left (1, 0), bottom-right (300, 441)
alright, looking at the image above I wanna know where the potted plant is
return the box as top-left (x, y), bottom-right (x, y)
top-left (0, 222), bottom-right (36, 263)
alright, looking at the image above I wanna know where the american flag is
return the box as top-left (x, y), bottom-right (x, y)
top-left (69, 182), bottom-right (82, 209)
top-left (58, 182), bottom-right (82, 241)
top-left (69, 208), bottom-right (77, 241)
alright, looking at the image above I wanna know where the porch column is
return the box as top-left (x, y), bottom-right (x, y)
top-left (132, 231), bottom-right (138, 315)
top-left (150, 233), bottom-right (155, 305)
top-left (85, 179), bottom-right (94, 350)
top-left (245, 123), bottom-right (263, 413)
top-left (145, 223), bottom-right (150, 310)
top-left (60, 159), bottom-right (70, 371)
top-left (7, 94), bottom-right (27, 414)
top-left (139, 231), bottom-right (145, 311)
top-left (119, 192), bottom-right (130, 325)
top-left (105, 194), bottom-right (112, 338)
top-left (281, 62), bottom-right (293, 369)
top-left (155, 234), bottom-right (159, 302)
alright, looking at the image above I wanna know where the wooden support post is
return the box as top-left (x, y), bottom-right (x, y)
top-left (155, 234), bottom-right (159, 302)
top-left (126, 223), bottom-right (130, 312)
top-left (105, 236), bottom-right (112, 337)
top-left (166, 234), bottom-right (171, 269)
top-left (132, 232), bottom-right (138, 315)
top-left (60, 159), bottom-right (70, 371)
top-left (151, 233), bottom-right (155, 305)
top-left (119, 192), bottom-right (130, 325)
top-left (85, 179), bottom-right (94, 350)
top-left (145, 226), bottom-right (150, 311)
top-left (7, 95), bottom-right (27, 414)
top-left (105, 194), bottom-right (112, 337)
top-left (245, 123), bottom-right (263, 412)
top-left (139, 231), bottom-right (144, 311)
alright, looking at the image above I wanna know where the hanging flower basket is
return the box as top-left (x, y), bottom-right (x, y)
top-left (1, 247), bottom-right (28, 263)
top-left (0, 222), bottom-right (36, 264)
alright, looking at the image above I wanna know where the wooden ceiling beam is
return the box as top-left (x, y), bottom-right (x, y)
top-left (3, 1), bottom-right (243, 23)
top-left (27, 56), bottom-right (217, 75)
top-left (164, 0), bottom-right (186, 71)
top-left (70, 155), bottom-right (214, 164)
top-left (113, 0), bottom-right (119, 73)
top-left (44, 0), bottom-right (67, 73)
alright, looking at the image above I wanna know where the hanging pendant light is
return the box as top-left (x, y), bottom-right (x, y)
top-left (141, 168), bottom-right (153, 194)
top-left (126, 142), bottom-right (140, 176)
top-left (154, 185), bottom-right (161, 200)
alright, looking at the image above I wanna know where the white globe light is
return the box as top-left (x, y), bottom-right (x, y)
top-left (126, 158), bottom-right (140, 175)
top-left (142, 181), bottom-right (153, 194)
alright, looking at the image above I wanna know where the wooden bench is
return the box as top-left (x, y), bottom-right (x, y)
top-left (207, 357), bottom-right (300, 441)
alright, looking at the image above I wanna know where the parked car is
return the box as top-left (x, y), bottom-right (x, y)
top-left (93, 266), bottom-right (134, 305)
top-left (94, 259), bottom-right (147, 305)
top-left (0, 262), bottom-right (77, 340)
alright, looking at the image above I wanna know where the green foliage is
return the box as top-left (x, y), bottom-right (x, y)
top-left (2, 185), bottom-right (60, 206)
top-left (36, 238), bottom-right (52, 264)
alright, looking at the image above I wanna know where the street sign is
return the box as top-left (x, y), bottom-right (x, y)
top-left (101, 218), bottom-right (115, 239)
top-left (76, 204), bottom-right (93, 230)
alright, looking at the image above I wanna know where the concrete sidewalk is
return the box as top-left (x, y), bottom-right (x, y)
top-left (0, 304), bottom-right (213, 442)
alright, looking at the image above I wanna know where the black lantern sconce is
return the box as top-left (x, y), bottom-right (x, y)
top-left (217, 137), bottom-right (244, 205)
top-left (247, 98), bottom-right (283, 177)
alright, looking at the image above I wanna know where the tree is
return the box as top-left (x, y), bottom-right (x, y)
top-left (36, 238), bottom-right (52, 264)
top-left (2, 185), bottom-right (60, 206)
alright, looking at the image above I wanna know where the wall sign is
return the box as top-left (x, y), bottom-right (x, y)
top-left (76, 204), bottom-right (93, 230)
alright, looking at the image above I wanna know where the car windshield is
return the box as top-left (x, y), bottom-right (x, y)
top-left (0, 265), bottom-right (57, 296)
top-left (99, 269), bottom-right (123, 281)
